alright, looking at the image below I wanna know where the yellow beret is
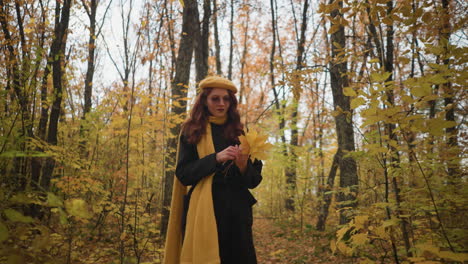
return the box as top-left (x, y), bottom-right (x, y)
top-left (199, 76), bottom-right (237, 93)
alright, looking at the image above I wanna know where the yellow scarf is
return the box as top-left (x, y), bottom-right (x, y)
top-left (164, 115), bottom-right (226, 264)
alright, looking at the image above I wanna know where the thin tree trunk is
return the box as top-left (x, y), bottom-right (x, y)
top-left (82, 0), bottom-right (97, 119)
top-left (120, 62), bottom-right (138, 264)
top-left (147, 0), bottom-right (167, 116)
top-left (316, 151), bottom-right (339, 230)
top-left (440, 0), bottom-right (459, 178)
top-left (239, 5), bottom-right (250, 106)
top-left (79, 0), bottom-right (98, 159)
top-left (269, 0), bottom-right (289, 213)
top-left (213, 0), bottom-right (222, 75)
top-left (385, 1), bottom-right (413, 257)
top-left (165, 0), bottom-right (176, 80)
top-left (195, 0), bottom-right (210, 82)
top-left (228, 0), bottom-right (234, 79)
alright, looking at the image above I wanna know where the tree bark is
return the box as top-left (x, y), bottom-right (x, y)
top-left (41, 0), bottom-right (72, 190)
top-left (440, 0), bottom-right (459, 178)
top-left (159, 0), bottom-right (197, 240)
top-left (79, 0), bottom-right (98, 159)
top-left (228, 0), bottom-right (234, 79)
top-left (385, 1), bottom-right (413, 257)
top-left (82, 0), bottom-right (97, 118)
top-left (328, 0), bottom-right (358, 224)
top-left (239, 5), bottom-right (250, 106)
top-left (195, 0), bottom-right (210, 82)
top-left (213, 0), bottom-right (222, 75)
top-left (285, 0), bottom-right (309, 213)
top-left (316, 151), bottom-right (339, 230)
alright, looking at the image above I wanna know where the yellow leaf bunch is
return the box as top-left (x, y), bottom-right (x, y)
top-left (238, 130), bottom-right (273, 161)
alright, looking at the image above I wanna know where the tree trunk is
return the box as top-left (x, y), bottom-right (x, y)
top-left (385, 1), bottom-right (413, 257)
top-left (159, 0), bottom-right (197, 240)
top-left (284, 0), bottom-right (309, 213)
top-left (195, 0), bottom-right (210, 82)
top-left (269, 0), bottom-right (289, 213)
top-left (328, 0), bottom-right (358, 225)
top-left (213, 0), bottom-right (222, 75)
top-left (228, 0), bottom-right (234, 79)
top-left (367, 0), bottom-right (412, 258)
top-left (41, 0), bottom-right (72, 190)
top-left (440, 0), bottom-right (459, 179)
top-left (316, 151), bottom-right (339, 231)
top-left (83, 0), bottom-right (97, 119)
top-left (239, 5), bottom-right (250, 106)
top-left (79, 0), bottom-right (98, 159)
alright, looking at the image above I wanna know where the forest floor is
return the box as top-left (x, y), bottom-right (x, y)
top-left (253, 217), bottom-right (349, 264)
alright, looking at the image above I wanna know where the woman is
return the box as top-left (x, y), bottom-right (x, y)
top-left (164, 76), bottom-right (263, 264)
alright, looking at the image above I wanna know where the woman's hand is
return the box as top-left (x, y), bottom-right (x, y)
top-left (216, 146), bottom-right (239, 163)
top-left (234, 145), bottom-right (249, 173)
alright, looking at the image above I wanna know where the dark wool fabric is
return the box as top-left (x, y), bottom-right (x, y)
top-left (176, 123), bottom-right (263, 264)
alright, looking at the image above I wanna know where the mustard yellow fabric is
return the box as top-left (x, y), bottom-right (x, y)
top-left (199, 76), bottom-right (237, 93)
top-left (163, 130), bottom-right (185, 264)
top-left (164, 115), bottom-right (227, 264)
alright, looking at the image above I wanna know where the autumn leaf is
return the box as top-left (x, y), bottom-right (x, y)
top-left (351, 97), bottom-right (366, 109)
top-left (4, 209), bottom-right (34, 223)
top-left (336, 241), bottom-right (353, 256)
top-left (351, 233), bottom-right (368, 246)
top-left (416, 243), bottom-right (468, 262)
top-left (343, 87), bottom-right (357, 97)
top-left (47, 192), bottom-right (63, 207)
top-left (0, 222), bottom-right (8, 243)
top-left (353, 215), bottom-right (369, 229)
top-left (65, 199), bottom-right (91, 219)
top-left (239, 130), bottom-right (273, 161)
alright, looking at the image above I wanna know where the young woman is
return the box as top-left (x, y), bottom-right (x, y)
top-left (164, 76), bottom-right (263, 264)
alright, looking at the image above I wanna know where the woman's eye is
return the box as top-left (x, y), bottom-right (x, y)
top-left (209, 96), bottom-right (229, 103)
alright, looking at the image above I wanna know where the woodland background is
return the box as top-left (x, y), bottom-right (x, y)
top-left (0, 0), bottom-right (467, 263)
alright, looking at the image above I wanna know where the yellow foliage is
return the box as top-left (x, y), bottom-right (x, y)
top-left (426, 119), bottom-right (457, 136)
top-left (269, 249), bottom-right (286, 256)
top-left (353, 215), bottom-right (369, 229)
top-left (330, 239), bottom-right (337, 253)
top-left (4, 209), bottom-right (34, 223)
top-left (351, 233), bottom-right (368, 246)
top-left (336, 241), bottom-right (353, 256)
top-left (343, 87), bottom-right (357, 97)
top-left (336, 226), bottom-right (351, 241)
top-left (416, 243), bottom-right (468, 262)
top-left (0, 222), bottom-right (8, 243)
top-left (351, 97), bottom-right (366, 109)
top-left (65, 199), bottom-right (92, 219)
top-left (370, 71), bottom-right (391, 83)
top-left (238, 130), bottom-right (273, 161)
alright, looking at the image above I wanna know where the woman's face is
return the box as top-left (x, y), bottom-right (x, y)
top-left (206, 88), bottom-right (230, 117)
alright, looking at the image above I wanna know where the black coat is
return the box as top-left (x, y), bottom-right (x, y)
top-left (176, 123), bottom-right (263, 264)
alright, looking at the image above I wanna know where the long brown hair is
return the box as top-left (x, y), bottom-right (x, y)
top-left (182, 88), bottom-right (243, 144)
